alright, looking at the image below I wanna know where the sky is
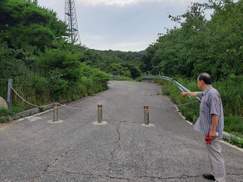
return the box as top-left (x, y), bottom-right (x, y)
top-left (38, 0), bottom-right (206, 51)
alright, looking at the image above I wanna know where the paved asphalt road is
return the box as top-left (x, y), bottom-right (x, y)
top-left (0, 81), bottom-right (243, 182)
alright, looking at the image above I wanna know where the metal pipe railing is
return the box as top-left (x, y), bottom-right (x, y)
top-left (143, 75), bottom-right (201, 101)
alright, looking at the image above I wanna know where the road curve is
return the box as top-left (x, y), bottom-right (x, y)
top-left (0, 81), bottom-right (243, 182)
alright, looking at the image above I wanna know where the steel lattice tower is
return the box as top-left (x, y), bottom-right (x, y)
top-left (65, 0), bottom-right (80, 44)
top-left (28, 0), bottom-right (38, 4)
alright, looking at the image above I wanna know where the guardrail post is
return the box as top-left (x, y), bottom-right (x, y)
top-left (7, 79), bottom-right (13, 112)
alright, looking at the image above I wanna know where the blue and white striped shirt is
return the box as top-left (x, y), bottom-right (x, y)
top-left (193, 86), bottom-right (224, 138)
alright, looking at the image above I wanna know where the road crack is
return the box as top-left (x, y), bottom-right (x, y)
top-left (38, 149), bottom-right (72, 180)
top-left (110, 121), bottom-right (122, 160)
top-left (47, 169), bottom-right (205, 181)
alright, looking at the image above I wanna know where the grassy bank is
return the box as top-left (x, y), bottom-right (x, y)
top-left (0, 63), bottom-right (110, 123)
top-left (155, 76), bottom-right (243, 147)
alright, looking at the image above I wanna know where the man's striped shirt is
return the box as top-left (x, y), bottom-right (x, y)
top-left (193, 86), bottom-right (224, 138)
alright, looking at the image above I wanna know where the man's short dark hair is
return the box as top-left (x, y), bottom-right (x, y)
top-left (197, 73), bottom-right (212, 85)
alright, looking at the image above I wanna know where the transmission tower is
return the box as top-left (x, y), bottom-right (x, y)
top-left (65, 0), bottom-right (80, 44)
top-left (28, 0), bottom-right (38, 5)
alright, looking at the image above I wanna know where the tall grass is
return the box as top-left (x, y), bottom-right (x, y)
top-left (0, 68), bottom-right (110, 120)
top-left (156, 76), bottom-right (243, 138)
top-left (214, 76), bottom-right (243, 117)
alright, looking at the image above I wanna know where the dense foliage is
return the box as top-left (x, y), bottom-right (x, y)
top-left (1, 0), bottom-right (141, 116)
top-left (142, 0), bottom-right (243, 79)
top-left (157, 77), bottom-right (243, 146)
top-left (80, 49), bottom-right (143, 79)
top-left (142, 0), bottom-right (243, 141)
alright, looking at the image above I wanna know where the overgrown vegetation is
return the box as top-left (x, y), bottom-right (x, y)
top-left (0, 0), bottom-right (142, 119)
top-left (157, 77), bottom-right (243, 147)
top-left (80, 49), bottom-right (143, 79)
top-left (143, 0), bottom-right (243, 141)
top-left (142, 0), bottom-right (243, 79)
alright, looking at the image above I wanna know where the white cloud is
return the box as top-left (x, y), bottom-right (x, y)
top-left (39, 0), bottom-right (207, 51)
top-left (88, 40), bottom-right (150, 51)
top-left (110, 40), bottom-right (151, 51)
top-left (78, 0), bottom-right (147, 6)
top-left (77, 0), bottom-right (196, 7)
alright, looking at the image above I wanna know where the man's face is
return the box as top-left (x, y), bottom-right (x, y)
top-left (197, 79), bottom-right (204, 90)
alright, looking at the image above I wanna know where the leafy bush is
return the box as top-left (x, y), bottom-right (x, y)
top-left (37, 49), bottom-right (109, 102)
top-left (0, 108), bottom-right (9, 117)
top-left (143, 0), bottom-right (243, 79)
top-left (0, 0), bottom-right (139, 120)
top-left (157, 77), bottom-right (243, 138)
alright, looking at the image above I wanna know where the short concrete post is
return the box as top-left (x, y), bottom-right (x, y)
top-left (48, 103), bottom-right (62, 124)
top-left (97, 104), bottom-right (103, 123)
top-left (53, 103), bottom-right (59, 122)
top-left (144, 106), bottom-right (150, 125)
top-left (93, 104), bottom-right (107, 126)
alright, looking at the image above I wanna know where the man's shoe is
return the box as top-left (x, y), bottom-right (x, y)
top-left (202, 174), bottom-right (216, 181)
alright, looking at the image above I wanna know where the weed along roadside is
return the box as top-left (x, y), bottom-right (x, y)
top-left (151, 77), bottom-right (243, 148)
top-left (0, 83), bottom-right (111, 124)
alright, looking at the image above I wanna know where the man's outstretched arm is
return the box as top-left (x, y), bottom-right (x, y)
top-left (181, 92), bottom-right (202, 97)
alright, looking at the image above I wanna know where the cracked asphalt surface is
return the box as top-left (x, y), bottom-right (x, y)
top-left (0, 81), bottom-right (243, 182)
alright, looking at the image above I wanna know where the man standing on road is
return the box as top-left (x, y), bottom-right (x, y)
top-left (181, 73), bottom-right (226, 182)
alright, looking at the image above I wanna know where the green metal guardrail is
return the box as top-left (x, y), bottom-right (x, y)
top-left (143, 75), bottom-right (201, 101)
top-left (143, 75), bottom-right (243, 148)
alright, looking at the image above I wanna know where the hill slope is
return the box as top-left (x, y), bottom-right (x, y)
top-left (0, 0), bottom-right (142, 115)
